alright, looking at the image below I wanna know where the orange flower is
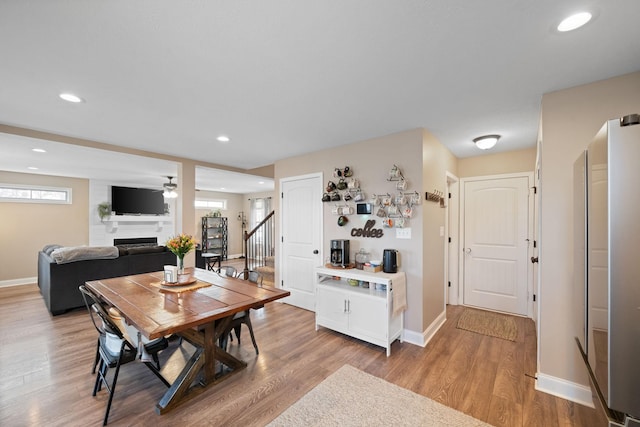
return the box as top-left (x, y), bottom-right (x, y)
top-left (165, 233), bottom-right (196, 258)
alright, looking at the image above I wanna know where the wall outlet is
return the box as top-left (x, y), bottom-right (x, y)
top-left (396, 228), bottom-right (411, 239)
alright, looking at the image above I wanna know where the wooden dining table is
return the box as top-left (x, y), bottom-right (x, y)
top-left (84, 268), bottom-right (290, 414)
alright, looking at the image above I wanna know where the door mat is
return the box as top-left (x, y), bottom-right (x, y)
top-left (456, 308), bottom-right (518, 341)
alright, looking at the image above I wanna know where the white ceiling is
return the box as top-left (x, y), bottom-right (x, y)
top-left (1, 1), bottom-right (639, 191)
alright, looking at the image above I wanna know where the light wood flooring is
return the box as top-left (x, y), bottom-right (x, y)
top-left (0, 283), bottom-right (602, 427)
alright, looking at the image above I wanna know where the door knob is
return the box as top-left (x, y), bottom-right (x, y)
top-left (313, 250), bottom-right (319, 254)
top-left (464, 248), bottom-right (471, 254)
top-left (531, 256), bottom-right (539, 264)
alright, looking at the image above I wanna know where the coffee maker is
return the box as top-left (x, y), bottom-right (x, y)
top-left (330, 239), bottom-right (350, 267)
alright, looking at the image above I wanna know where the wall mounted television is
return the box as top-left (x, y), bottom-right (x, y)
top-left (111, 186), bottom-right (165, 216)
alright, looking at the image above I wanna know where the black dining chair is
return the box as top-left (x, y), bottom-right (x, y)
top-left (222, 270), bottom-right (263, 355)
top-left (79, 285), bottom-right (170, 425)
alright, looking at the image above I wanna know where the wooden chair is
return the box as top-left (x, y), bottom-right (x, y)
top-left (79, 285), bottom-right (169, 425)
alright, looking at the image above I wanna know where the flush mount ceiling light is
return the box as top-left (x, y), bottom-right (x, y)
top-left (163, 176), bottom-right (178, 198)
top-left (557, 12), bottom-right (592, 32)
top-left (473, 134), bottom-right (500, 150)
top-left (216, 135), bottom-right (230, 143)
top-left (32, 148), bottom-right (46, 153)
top-left (59, 92), bottom-right (84, 103)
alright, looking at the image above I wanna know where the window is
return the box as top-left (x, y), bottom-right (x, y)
top-left (0, 183), bottom-right (72, 204)
top-left (194, 199), bottom-right (227, 210)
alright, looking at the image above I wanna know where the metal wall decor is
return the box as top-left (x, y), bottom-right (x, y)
top-left (323, 166), bottom-right (360, 204)
top-left (370, 164), bottom-right (421, 229)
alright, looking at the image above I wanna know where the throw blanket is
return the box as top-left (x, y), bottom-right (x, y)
top-left (392, 273), bottom-right (407, 317)
top-left (51, 246), bottom-right (119, 264)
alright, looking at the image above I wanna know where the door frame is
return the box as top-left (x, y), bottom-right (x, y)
top-left (278, 172), bottom-right (323, 309)
top-left (444, 171), bottom-right (460, 305)
top-left (458, 172), bottom-right (535, 317)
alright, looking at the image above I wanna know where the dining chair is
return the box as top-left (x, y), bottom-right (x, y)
top-left (222, 270), bottom-right (263, 355)
top-left (220, 265), bottom-right (237, 278)
top-left (79, 285), bottom-right (170, 425)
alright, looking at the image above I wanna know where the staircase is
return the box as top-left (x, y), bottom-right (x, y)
top-left (255, 256), bottom-right (275, 286)
top-left (241, 210), bottom-right (276, 285)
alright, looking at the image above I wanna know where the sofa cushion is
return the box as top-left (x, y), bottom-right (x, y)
top-left (51, 246), bottom-right (119, 264)
top-left (126, 245), bottom-right (167, 255)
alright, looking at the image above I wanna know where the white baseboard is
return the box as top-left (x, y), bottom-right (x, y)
top-left (402, 309), bottom-right (447, 348)
top-left (0, 277), bottom-right (37, 288)
top-left (536, 373), bottom-right (594, 408)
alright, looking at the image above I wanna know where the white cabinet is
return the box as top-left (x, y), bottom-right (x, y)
top-left (315, 267), bottom-right (404, 356)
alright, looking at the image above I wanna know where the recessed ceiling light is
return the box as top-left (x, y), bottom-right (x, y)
top-left (216, 136), bottom-right (230, 143)
top-left (32, 148), bottom-right (47, 153)
top-left (258, 181), bottom-right (265, 185)
top-left (220, 187), bottom-right (226, 190)
top-left (59, 92), bottom-right (84, 103)
top-left (28, 166), bottom-right (39, 170)
top-left (557, 12), bottom-right (592, 32)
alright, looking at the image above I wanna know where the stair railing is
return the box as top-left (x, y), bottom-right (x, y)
top-left (242, 210), bottom-right (275, 279)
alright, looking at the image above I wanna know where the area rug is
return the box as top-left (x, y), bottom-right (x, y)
top-left (267, 365), bottom-right (491, 427)
top-left (456, 308), bottom-right (517, 341)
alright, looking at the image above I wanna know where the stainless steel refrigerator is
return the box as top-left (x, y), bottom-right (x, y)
top-left (574, 114), bottom-right (640, 427)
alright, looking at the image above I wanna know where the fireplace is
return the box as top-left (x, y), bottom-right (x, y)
top-left (113, 237), bottom-right (158, 247)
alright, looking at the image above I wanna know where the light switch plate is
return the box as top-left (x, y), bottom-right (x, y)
top-left (396, 228), bottom-right (411, 239)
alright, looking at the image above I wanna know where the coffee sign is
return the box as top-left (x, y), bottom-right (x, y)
top-left (351, 219), bottom-right (383, 238)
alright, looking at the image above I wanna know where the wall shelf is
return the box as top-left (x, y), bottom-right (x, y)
top-left (103, 215), bottom-right (172, 232)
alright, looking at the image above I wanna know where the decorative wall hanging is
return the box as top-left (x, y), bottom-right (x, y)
top-left (371, 165), bottom-right (423, 228)
top-left (350, 219), bottom-right (384, 238)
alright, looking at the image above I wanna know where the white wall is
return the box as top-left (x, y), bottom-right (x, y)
top-left (89, 180), bottom-right (176, 247)
top-left (275, 128), bottom-right (455, 336)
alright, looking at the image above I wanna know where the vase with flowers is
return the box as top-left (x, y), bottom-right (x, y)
top-left (166, 233), bottom-right (196, 274)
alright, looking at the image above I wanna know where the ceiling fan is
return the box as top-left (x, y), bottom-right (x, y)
top-left (163, 176), bottom-right (178, 198)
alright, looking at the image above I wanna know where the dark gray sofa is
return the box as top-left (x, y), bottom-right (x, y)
top-left (38, 244), bottom-right (176, 315)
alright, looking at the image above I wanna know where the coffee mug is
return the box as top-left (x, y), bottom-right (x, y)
top-left (389, 165), bottom-right (400, 179)
top-left (333, 168), bottom-right (342, 178)
top-left (343, 191), bottom-right (353, 201)
top-left (388, 204), bottom-right (398, 215)
top-left (396, 217), bottom-right (405, 228)
top-left (382, 196), bottom-right (392, 206)
top-left (376, 207), bottom-right (386, 217)
top-left (347, 178), bottom-right (359, 189)
top-left (383, 218), bottom-right (394, 228)
top-left (343, 205), bottom-right (354, 215)
top-left (331, 192), bottom-right (341, 201)
top-left (336, 178), bottom-right (347, 190)
top-left (396, 194), bottom-right (407, 205)
top-left (411, 192), bottom-right (421, 205)
top-left (354, 191), bottom-right (365, 202)
top-left (331, 205), bottom-right (342, 215)
top-left (403, 206), bottom-right (413, 218)
top-left (322, 193), bottom-right (330, 202)
top-left (370, 194), bottom-right (379, 204)
top-left (326, 181), bottom-right (336, 192)
top-left (343, 166), bottom-right (353, 177)
top-left (396, 179), bottom-right (407, 191)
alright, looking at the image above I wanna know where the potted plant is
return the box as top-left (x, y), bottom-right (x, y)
top-left (97, 202), bottom-right (111, 221)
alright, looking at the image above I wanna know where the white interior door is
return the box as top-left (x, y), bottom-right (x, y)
top-left (462, 174), bottom-right (530, 315)
top-left (280, 173), bottom-right (323, 311)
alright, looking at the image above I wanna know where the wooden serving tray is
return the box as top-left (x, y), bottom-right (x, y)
top-left (324, 263), bottom-right (355, 269)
